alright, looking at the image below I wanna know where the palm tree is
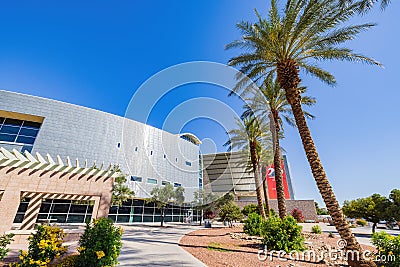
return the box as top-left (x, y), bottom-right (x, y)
top-left (340, 0), bottom-right (391, 12)
top-left (226, 1), bottom-right (381, 266)
top-left (224, 116), bottom-right (272, 220)
top-left (242, 76), bottom-right (315, 219)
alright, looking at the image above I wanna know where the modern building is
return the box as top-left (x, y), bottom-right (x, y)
top-left (202, 151), bottom-right (317, 220)
top-left (202, 151), bottom-right (295, 201)
top-left (0, 90), bottom-right (202, 224)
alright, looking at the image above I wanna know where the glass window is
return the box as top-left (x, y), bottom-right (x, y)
top-left (0, 125), bottom-right (20, 134)
top-left (116, 215), bottom-right (130, 223)
top-left (147, 178), bottom-right (158, 184)
top-left (162, 181), bottom-right (170, 186)
top-left (185, 161), bottom-right (192, 166)
top-left (4, 118), bottom-right (22, 127)
top-left (144, 207), bottom-right (154, 215)
top-left (109, 206), bottom-right (118, 214)
top-left (0, 118), bottom-right (41, 147)
top-left (133, 199), bottom-right (144, 206)
top-left (52, 204), bottom-right (70, 213)
top-left (21, 145), bottom-right (33, 153)
top-left (67, 215), bottom-right (85, 223)
top-left (39, 203), bottom-right (51, 213)
top-left (132, 215), bottom-right (142, 222)
top-left (118, 206), bottom-right (131, 214)
top-left (0, 133), bottom-right (16, 142)
top-left (17, 202), bottom-right (28, 213)
top-left (19, 127), bottom-right (39, 137)
top-left (16, 136), bottom-right (35, 144)
top-left (69, 204), bottom-right (87, 213)
top-left (49, 214), bottom-right (67, 223)
top-left (133, 206), bottom-right (143, 214)
top-left (22, 121), bottom-right (41, 128)
top-left (131, 176), bottom-right (142, 182)
top-left (142, 216), bottom-right (153, 222)
top-left (135, 147), bottom-right (138, 152)
top-left (13, 214), bottom-right (25, 223)
top-left (173, 183), bottom-right (182, 187)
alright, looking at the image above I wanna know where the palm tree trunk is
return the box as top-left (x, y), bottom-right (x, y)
top-left (261, 165), bottom-right (270, 214)
top-left (269, 112), bottom-right (287, 219)
top-left (277, 59), bottom-right (376, 267)
top-left (250, 143), bottom-right (267, 220)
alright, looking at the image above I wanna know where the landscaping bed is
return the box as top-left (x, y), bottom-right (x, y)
top-left (179, 225), bottom-right (376, 267)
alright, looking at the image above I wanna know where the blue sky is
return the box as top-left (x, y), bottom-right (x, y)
top-left (0, 1), bottom-right (399, 205)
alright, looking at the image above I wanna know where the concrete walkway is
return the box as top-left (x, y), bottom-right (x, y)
top-left (118, 223), bottom-right (206, 267)
top-left (300, 222), bottom-right (399, 246)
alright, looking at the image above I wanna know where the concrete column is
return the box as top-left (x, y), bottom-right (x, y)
top-left (91, 196), bottom-right (101, 220)
top-left (0, 190), bottom-right (21, 234)
top-left (97, 193), bottom-right (112, 218)
top-left (20, 193), bottom-right (45, 230)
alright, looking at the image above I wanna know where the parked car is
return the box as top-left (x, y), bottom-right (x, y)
top-left (377, 221), bottom-right (387, 229)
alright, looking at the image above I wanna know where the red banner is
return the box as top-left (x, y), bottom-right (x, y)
top-left (266, 161), bottom-right (291, 199)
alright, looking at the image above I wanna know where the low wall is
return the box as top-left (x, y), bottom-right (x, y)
top-left (236, 199), bottom-right (318, 221)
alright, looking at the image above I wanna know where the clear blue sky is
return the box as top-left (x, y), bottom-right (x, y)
top-left (0, 1), bottom-right (399, 205)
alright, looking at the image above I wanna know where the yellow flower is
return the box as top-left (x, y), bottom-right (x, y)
top-left (388, 251), bottom-right (393, 255)
top-left (78, 246), bottom-right (86, 252)
top-left (96, 250), bottom-right (106, 259)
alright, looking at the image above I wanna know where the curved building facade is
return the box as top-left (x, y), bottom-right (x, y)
top-left (0, 90), bottom-right (201, 202)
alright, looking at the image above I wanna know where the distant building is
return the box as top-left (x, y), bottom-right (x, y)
top-left (202, 151), bottom-right (295, 201)
top-left (202, 151), bottom-right (317, 220)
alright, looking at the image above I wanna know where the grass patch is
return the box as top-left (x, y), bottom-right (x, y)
top-left (206, 242), bottom-right (232, 252)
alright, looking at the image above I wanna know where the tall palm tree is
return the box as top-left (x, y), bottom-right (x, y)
top-left (242, 76), bottom-right (315, 219)
top-left (224, 116), bottom-right (272, 220)
top-left (227, 1), bottom-right (381, 266)
top-left (340, 0), bottom-right (391, 12)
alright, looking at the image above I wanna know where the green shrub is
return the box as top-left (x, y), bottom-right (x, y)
top-left (218, 202), bottom-right (243, 227)
top-left (243, 213), bottom-right (265, 236)
top-left (0, 233), bottom-right (14, 260)
top-left (291, 208), bottom-right (304, 223)
top-left (371, 231), bottom-right (400, 267)
top-left (355, 219), bottom-right (367, 226)
top-left (242, 204), bottom-right (259, 216)
top-left (328, 232), bottom-right (334, 238)
top-left (49, 254), bottom-right (78, 267)
top-left (76, 218), bottom-right (123, 267)
top-left (262, 214), bottom-right (305, 252)
top-left (311, 225), bottom-right (322, 234)
top-left (14, 225), bottom-right (67, 267)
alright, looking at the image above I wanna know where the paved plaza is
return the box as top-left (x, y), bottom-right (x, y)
top-left (118, 223), bottom-right (206, 266)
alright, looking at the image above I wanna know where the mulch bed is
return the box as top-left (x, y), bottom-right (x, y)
top-left (179, 225), bottom-right (376, 267)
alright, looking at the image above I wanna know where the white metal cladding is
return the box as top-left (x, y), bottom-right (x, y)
top-left (0, 90), bottom-right (200, 201)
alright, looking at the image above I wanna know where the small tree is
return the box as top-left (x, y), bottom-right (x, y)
top-left (76, 218), bottom-right (123, 267)
top-left (111, 166), bottom-right (135, 207)
top-left (219, 202), bottom-right (243, 227)
top-left (150, 184), bottom-right (185, 227)
top-left (291, 208), bottom-right (305, 223)
top-left (0, 233), bottom-right (14, 261)
top-left (342, 194), bottom-right (391, 233)
top-left (242, 204), bottom-right (259, 217)
top-left (192, 189), bottom-right (218, 225)
top-left (315, 202), bottom-right (329, 215)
